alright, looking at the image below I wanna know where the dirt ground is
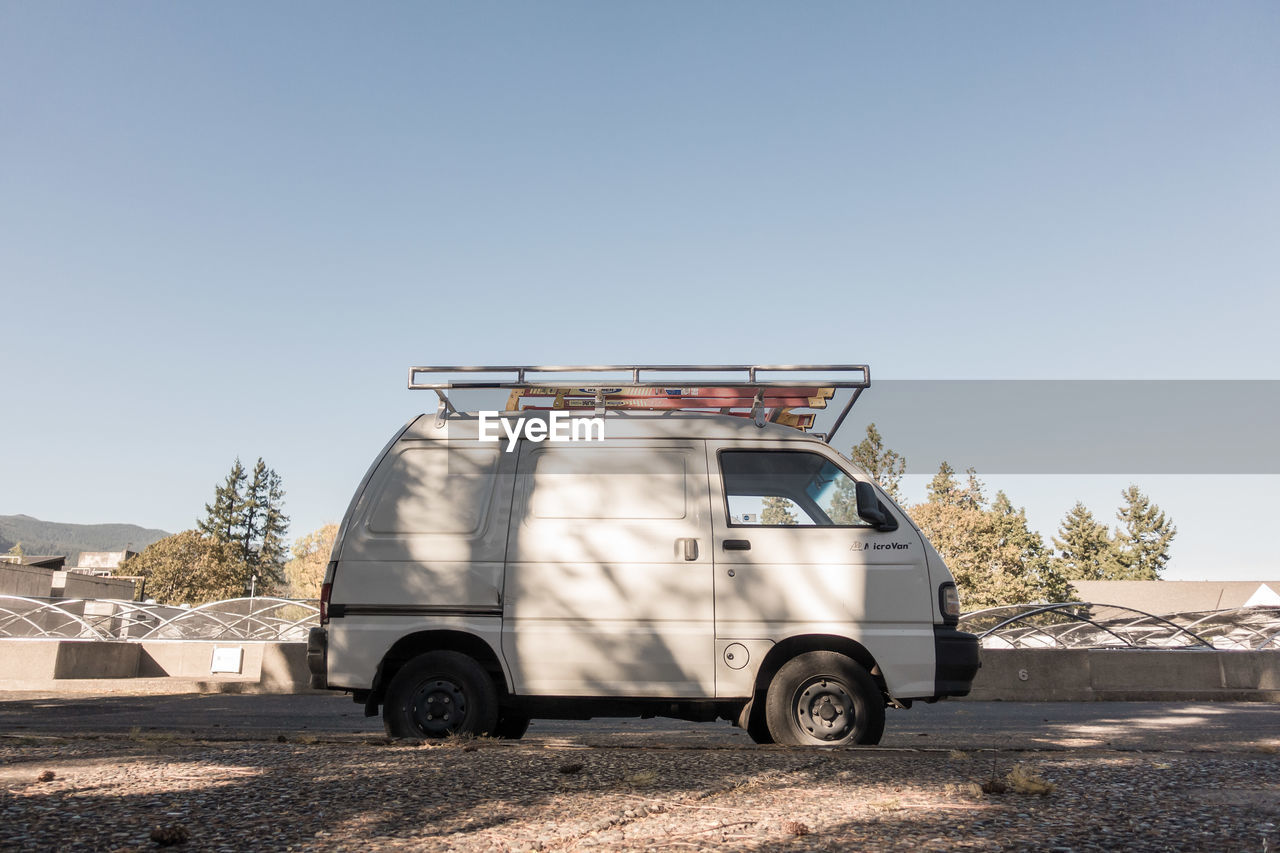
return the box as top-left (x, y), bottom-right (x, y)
top-left (2, 721), bottom-right (1278, 852)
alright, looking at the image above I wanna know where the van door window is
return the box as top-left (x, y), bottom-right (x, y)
top-left (719, 450), bottom-right (872, 527)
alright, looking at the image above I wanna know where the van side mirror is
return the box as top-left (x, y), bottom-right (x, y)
top-left (855, 481), bottom-right (898, 531)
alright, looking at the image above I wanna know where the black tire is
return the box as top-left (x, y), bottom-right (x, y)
top-left (382, 651), bottom-right (499, 740)
top-left (492, 712), bottom-right (531, 740)
top-left (764, 651), bottom-right (885, 746)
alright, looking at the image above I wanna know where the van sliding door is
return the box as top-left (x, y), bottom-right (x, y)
top-left (502, 440), bottom-right (714, 697)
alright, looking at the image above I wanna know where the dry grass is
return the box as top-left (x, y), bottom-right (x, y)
top-left (1005, 764), bottom-right (1055, 796)
top-left (625, 770), bottom-right (658, 786)
top-left (946, 781), bottom-right (984, 798)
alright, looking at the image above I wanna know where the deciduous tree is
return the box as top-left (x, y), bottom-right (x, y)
top-left (909, 463), bottom-right (1069, 609)
top-left (284, 523), bottom-right (338, 599)
top-left (121, 531), bottom-right (246, 605)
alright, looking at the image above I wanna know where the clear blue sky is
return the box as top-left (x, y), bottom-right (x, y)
top-left (2, 3), bottom-right (1277, 579)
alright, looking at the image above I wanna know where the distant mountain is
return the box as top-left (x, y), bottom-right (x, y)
top-left (0, 514), bottom-right (171, 565)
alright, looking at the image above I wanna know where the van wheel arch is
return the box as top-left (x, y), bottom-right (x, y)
top-left (370, 630), bottom-right (509, 712)
top-left (749, 635), bottom-right (889, 711)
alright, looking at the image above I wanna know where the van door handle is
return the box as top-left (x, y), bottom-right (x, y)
top-left (678, 538), bottom-right (699, 561)
top-left (723, 539), bottom-right (751, 551)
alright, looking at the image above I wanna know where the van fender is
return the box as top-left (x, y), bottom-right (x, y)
top-left (748, 634), bottom-right (888, 706)
top-left (365, 629), bottom-right (512, 713)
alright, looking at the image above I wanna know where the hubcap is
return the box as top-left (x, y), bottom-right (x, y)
top-left (795, 677), bottom-right (855, 742)
top-left (410, 678), bottom-right (467, 737)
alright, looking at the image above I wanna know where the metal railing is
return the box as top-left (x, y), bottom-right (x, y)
top-left (3, 594), bottom-right (1276, 650)
top-left (0, 595), bottom-right (319, 642)
top-left (960, 602), bottom-right (1280, 650)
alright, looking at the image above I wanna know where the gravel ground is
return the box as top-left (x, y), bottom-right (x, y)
top-left (2, 729), bottom-right (1278, 852)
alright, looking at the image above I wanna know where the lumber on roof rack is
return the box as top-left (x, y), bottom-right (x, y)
top-left (406, 364), bottom-right (870, 444)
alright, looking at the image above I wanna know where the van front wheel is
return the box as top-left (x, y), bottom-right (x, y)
top-left (383, 651), bottom-right (499, 740)
top-left (764, 651), bottom-right (885, 746)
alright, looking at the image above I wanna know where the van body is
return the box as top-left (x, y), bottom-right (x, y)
top-left (309, 410), bottom-right (979, 745)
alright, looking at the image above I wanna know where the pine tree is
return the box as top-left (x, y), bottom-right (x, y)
top-left (255, 465), bottom-right (290, 589)
top-left (195, 457), bottom-right (290, 596)
top-left (241, 458), bottom-right (267, 571)
top-left (1052, 502), bottom-right (1115, 581)
top-left (849, 423), bottom-right (906, 502)
top-left (198, 458), bottom-right (247, 544)
top-left (959, 468), bottom-right (986, 510)
top-left (1112, 485), bottom-right (1176, 580)
top-left (926, 461), bottom-right (960, 506)
top-left (990, 491), bottom-right (1071, 603)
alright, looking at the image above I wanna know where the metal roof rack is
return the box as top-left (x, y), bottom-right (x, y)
top-left (407, 364), bottom-right (870, 444)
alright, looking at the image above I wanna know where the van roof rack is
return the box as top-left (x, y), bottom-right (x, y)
top-left (408, 364), bottom-right (870, 444)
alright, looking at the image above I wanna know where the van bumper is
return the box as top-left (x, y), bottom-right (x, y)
top-left (307, 627), bottom-right (328, 690)
top-left (933, 625), bottom-right (981, 698)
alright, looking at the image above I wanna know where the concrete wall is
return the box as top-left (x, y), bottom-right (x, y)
top-left (4, 639), bottom-right (1279, 700)
top-left (55, 572), bottom-right (136, 600)
top-left (0, 639), bottom-right (313, 693)
top-left (967, 648), bottom-right (1280, 701)
top-left (0, 563), bottom-right (55, 597)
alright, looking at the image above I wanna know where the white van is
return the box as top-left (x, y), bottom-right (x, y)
top-left (308, 365), bottom-right (979, 745)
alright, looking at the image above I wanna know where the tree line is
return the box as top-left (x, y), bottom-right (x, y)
top-left (121, 428), bottom-right (1175, 610)
top-left (120, 459), bottom-right (337, 605)
top-left (849, 424), bottom-right (1176, 609)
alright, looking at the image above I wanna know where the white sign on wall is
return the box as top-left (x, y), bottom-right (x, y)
top-left (210, 646), bottom-right (244, 674)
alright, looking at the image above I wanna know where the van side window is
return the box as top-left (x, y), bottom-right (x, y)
top-left (366, 447), bottom-right (500, 535)
top-left (720, 450), bottom-right (872, 527)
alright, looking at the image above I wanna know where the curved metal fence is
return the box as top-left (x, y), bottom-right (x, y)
top-left (3, 594), bottom-right (1278, 649)
top-left (0, 595), bottom-right (319, 642)
top-left (960, 602), bottom-right (1280, 650)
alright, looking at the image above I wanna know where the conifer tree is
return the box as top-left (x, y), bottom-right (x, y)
top-left (849, 423), bottom-right (906, 501)
top-left (1112, 485), bottom-right (1176, 580)
top-left (926, 461), bottom-right (960, 506)
top-left (198, 459), bottom-right (247, 544)
top-left (195, 457), bottom-right (290, 595)
top-left (254, 466), bottom-right (290, 588)
top-left (1052, 502), bottom-right (1115, 581)
top-left (990, 491), bottom-right (1072, 603)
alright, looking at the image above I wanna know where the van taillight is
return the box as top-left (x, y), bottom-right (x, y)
top-left (320, 581), bottom-right (332, 625)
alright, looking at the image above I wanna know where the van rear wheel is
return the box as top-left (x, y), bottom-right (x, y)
top-left (383, 651), bottom-right (499, 740)
top-left (764, 651), bottom-right (885, 746)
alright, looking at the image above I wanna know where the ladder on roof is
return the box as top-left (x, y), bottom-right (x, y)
top-left (407, 364), bottom-right (870, 444)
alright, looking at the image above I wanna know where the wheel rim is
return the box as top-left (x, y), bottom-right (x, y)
top-left (793, 676), bottom-right (855, 742)
top-left (408, 678), bottom-right (468, 737)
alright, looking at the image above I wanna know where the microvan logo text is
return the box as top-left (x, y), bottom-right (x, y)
top-left (478, 412), bottom-right (606, 452)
